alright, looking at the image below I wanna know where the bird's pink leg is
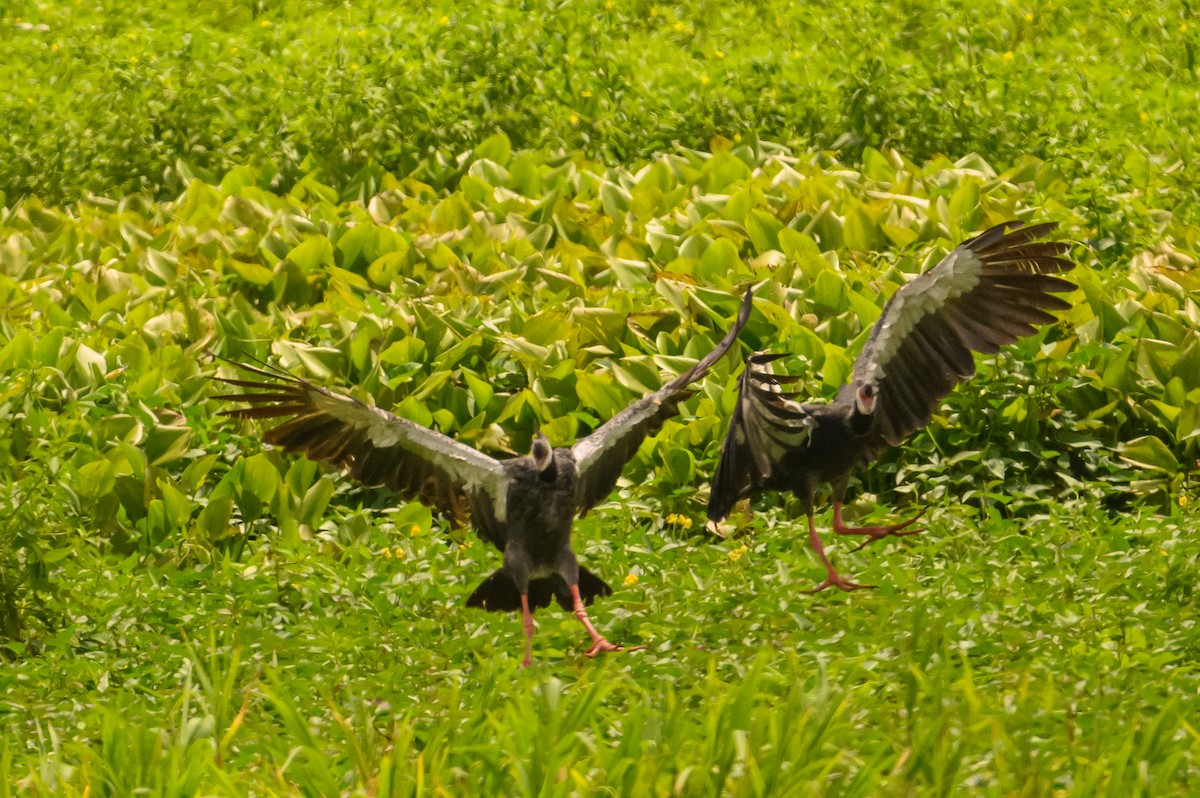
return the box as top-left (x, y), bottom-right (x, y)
top-left (803, 514), bottom-right (875, 593)
top-left (520, 594), bottom-right (535, 668)
top-left (569, 584), bottom-right (646, 658)
top-left (832, 502), bottom-right (926, 551)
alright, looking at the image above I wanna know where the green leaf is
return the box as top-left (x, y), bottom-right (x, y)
top-left (287, 236), bottom-right (335, 273)
top-left (1119, 435), bottom-right (1180, 474)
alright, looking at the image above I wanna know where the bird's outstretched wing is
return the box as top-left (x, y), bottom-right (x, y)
top-left (852, 221), bottom-right (1074, 449)
top-left (571, 287), bottom-right (754, 515)
top-left (706, 352), bottom-right (815, 523)
top-left (214, 361), bottom-right (509, 542)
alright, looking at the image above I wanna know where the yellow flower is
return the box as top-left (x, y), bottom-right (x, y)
top-left (673, 21), bottom-right (686, 32)
top-left (409, 524), bottom-right (421, 537)
top-left (649, 6), bottom-right (658, 17)
top-left (1182, 22), bottom-right (1190, 34)
top-left (1024, 12), bottom-right (1034, 21)
top-left (129, 55), bottom-right (139, 64)
top-left (126, 32), bottom-right (137, 40)
top-left (259, 19), bottom-right (271, 27)
top-left (569, 113), bottom-right (580, 125)
top-left (700, 74), bottom-right (711, 85)
top-left (623, 573), bottom-right (639, 586)
top-left (1002, 50), bottom-right (1014, 61)
top-left (580, 89), bottom-right (592, 97)
top-left (438, 14), bottom-right (450, 25)
top-left (1181, 495), bottom-right (1189, 508)
top-left (50, 42), bottom-right (59, 51)
top-left (1140, 111), bottom-right (1150, 123)
top-left (356, 29), bottom-right (366, 37)
top-left (715, 49), bottom-right (725, 59)
top-left (728, 544), bottom-right (748, 562)
top-left (605, 0), bottom-right (614, 8)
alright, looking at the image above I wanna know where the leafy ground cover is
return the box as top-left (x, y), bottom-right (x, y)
top-left (1, 0), bottom-right (1199, 793)
top-left (2, 136), bottom-right (1197, 794)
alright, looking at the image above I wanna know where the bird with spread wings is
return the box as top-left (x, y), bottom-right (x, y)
top-left (707, 222), bottom-right (1074, 591)
top-left (217, 288), bottom-right (753, 665)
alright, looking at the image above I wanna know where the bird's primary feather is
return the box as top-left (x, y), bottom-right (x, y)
top-left (708, 221), bottom-right (1074, 526)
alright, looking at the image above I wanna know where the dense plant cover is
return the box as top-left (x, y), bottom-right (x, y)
top-left (1, 0), bottom-right (1199, 794)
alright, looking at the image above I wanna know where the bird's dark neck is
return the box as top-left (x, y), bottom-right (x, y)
top-left (847, 405), bottom-right (873, 436)
top-left (537, 459), bottom-right (559, 484)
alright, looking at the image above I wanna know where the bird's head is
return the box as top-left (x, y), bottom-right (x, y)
top-left (855, 383), bottom-right (877, 416)
top-left (530, 430), bottom-right (554, 473)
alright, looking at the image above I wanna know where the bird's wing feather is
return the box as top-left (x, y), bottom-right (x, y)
top-left (706, 352), bottom-right (815, 522)
top-left (215, 362), bottom-right (510, 546)
top-left (852, 220), bottom-right (1073, 449)
top-left (571, 287), bottom-right (754, 515)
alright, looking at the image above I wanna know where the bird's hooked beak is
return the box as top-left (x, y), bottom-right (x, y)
top-left (530, 430), bottom-right (554, 472)
top-left (855, 383), bottom-right (877, 415)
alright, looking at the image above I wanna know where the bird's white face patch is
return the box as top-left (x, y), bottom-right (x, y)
top-left (531, 434), bottom-right (554, 472)
top-left (856, 384), bottom-right (877, 415)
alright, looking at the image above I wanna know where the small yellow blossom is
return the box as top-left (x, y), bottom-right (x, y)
top-left (438, 14), bottom-right (450, 25)
top-left (569, 113), bottom-right (580, 125)
top-left (356, 29), bottom-right (366, 37)
top-left (395, 548), bottom-right (406, 559)
top-left (580, 89), bottom-right (593, 98)
top-left (665, 513), bottom-right (693, 529)
top-left (649, 6), bottom-right (658, 17)
top-left (1024, 12), bottom-right (1034, 22)
top-left (380, 547), bottom-right (393, 558)
top-left (728, 543), bottom-right (748, 562)
top-left (715, 49), bottom-right (725, 59)
top-left (350, 63), bottom-right (359, 71)
top-left (1002, 50), bottom-right (1014, 61)
top-left (259, 19), bottom-right (271, 28)
top-left (126, 32), bottom-right (137, 40)
top-left (605, 0), bottom-right (614, 8)
top-left (1182, 22), bottom-right (1190, 34)
top-left (50, 42), bottom-right (59, 52)
top-left (26, 97), bottom-right (34, 104)
top-left (700, 74), bottom-right (711, 85)
top-left (673, 21), bottom-right (686, 32)
top-left (231, 46), bottom-right (238, 55)
top-left (623, 573), bottom-right (639, 586)
top-left (129, 55), bottom-right (139, 64)
top-left (1181, 495), bottom-right (1189, 508)
top-left (409, 524), bottom-right (421, 537)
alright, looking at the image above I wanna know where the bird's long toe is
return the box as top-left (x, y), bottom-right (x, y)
top-left (584, 639), bottom-right (647, 658)
top-left (803, 574), bottom-right (877, 593)
top-left (834, 507), bottom-right (927, 550)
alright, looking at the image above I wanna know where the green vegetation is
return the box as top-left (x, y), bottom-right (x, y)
top-left (1, 0), bottom-right (1198, 794)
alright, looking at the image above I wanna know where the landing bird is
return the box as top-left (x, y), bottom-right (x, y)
top-left (217, 288), bottom-right (752, 665)
top-left (707, 222), bottom-right (1074, 591)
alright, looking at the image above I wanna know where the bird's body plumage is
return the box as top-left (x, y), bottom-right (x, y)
top-left (218, 288), bottom-right (753, 662)
top-left (708, 222), bottom-right (1074, 591)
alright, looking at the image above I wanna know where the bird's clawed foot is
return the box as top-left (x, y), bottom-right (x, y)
top-left (584, 639), bottom-right (648, 658)
top-left (803, 573), bottom-right (877, 593)
top-left (834, 507), bottom-right (927, 552)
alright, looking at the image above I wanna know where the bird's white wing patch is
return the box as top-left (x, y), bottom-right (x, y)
top-left (859, 247), bottom-right (983, 384)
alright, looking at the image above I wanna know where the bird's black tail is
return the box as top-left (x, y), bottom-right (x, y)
top-left (465, 567), bottom-right (613, 612)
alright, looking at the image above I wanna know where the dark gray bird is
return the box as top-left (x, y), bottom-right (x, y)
top-left (217, 288), bottom-right (752, 665)
top-left (707, 222), bottom-right (1073, 591)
